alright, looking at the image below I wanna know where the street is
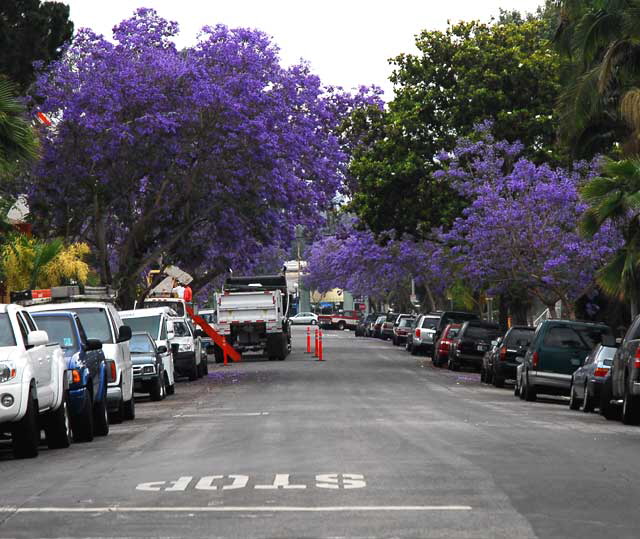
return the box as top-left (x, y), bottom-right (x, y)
top-left (2, 327), bottom-right (640, 539)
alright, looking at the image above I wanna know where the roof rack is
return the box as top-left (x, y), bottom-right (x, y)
top-left (10, 285), bottom-right (116, 306)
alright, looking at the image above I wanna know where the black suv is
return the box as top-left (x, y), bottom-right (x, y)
top-left (489, 326), bottom-right (535, 388)
top-left (449, 320), bottom-right (501, 371)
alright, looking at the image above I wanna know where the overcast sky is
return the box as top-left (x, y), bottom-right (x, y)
top-left (61, 0), bottom-right (544, 99)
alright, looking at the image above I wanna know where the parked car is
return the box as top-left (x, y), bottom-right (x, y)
top-left (372, 315), bottom-right (386, 338)
top-left (481, 336), bottom-right (502, 384)
top-left (119, 307), bottom-right (177, 396)
top-left (130, 332), bottom-right (167, 401)
top-left (30, 310), bottom-right (109, 441)
top-left (170, 317), bottom-right (203, 380)
top-left (405, 317), bottom-right (420, 352)
top-left (410, 313), bottom-right (441, 356)
top-left (448, 320), bottom-right (501, 371)
top-left (356, 314), bottom-right (378, 337)
top-left (198, 309), bottom-right (217, 361)
top-left (392, 317), bottom-right (415, 346)
top-left (430, 311), bottom-right (480, 339)
top-left (289, 312), bottom-right (319, 326)
top-left (318, 310), bottom-right (360, 330)
top-left (433, 324), bottom-right (462, 367)
top-left (520, 319), bottom-right (611, 402)
top-left (380, 313), bottom-right (401, 340)
top-left (486, 326), bottom-right (535, 387)
top-left (32, 302), bottom-right (134, 423)
top-left (0, 304), bottom-right (70, 458)
top-left (600, 317), bottom-right (640, 423)
top-left (569, 342), bottom-right (616, 412)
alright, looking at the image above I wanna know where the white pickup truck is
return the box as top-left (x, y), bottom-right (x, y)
top-left (0, 304), bottom-right (71, 458)
top-left (215, 275), bottom-right (291, 361)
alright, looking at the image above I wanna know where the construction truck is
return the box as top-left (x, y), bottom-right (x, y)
top-left (214, 275), bottom-right (291, 361)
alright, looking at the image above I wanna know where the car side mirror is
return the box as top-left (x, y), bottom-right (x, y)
top-left (27, 330), bottom-right (49, 348)
top-left (157, 345), bottom-right (168, 354)
top-left (117, 325), bottom-right (132, 343)
top-left (86, 338), bottom-right (103, 351)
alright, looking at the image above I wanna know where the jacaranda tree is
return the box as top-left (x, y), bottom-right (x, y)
top-left (22, 9), bottom-right (381, 306)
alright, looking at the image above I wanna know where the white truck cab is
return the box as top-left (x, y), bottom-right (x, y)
top-left (0, 304), bottom-right (71, 458)
top-left (119, 307), bottom-right (176, 395)
top-left (32, 302), bottom-right (134, 423)
top-left (168, 316), bottom-right (204, 380)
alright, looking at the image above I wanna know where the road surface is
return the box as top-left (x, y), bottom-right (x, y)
top-left (1, 327), bottom-right (640, 538)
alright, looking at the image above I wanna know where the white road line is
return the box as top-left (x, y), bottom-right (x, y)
top-left (0, 505), bottom-right (472, 513)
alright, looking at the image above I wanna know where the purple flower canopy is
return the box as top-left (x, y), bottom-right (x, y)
top-left (305, 124), bottom-right (621, 309)
top-left (25, 8), bottom-right (382, 297)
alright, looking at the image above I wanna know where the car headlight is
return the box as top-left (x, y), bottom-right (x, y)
top-left (142, 365), bottom-right (156, 374)
top-left (178, 343), bottom-right (193, 352)
top-left (0, 362), bottom-right (17, 383)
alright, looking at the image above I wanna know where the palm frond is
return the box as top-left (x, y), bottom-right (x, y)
top-left (620, 87), bottom-right (640, 131)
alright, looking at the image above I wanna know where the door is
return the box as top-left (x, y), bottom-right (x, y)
top-left (108, 306), bottom-right (133, 401)
top-left (19, 312), bottom-right (54, 408)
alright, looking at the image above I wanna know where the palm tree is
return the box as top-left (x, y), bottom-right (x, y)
top-left (580, 158), bottom-right (640, 315)
top-left (0, 77), bottom-right (39, 175)
top-left (555, 0), bottom-right (640, 158)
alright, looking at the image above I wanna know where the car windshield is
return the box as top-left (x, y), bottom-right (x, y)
top-left (445, 327), bottom-right (460, 338)
top-left (122, 315), bottom-right (161, 340)
top-left (0, 314), bottom-right (16, 347)
top-left (466, 326), bottom-right (501, 340)
top-left (32, 315), bottom-right (78, 352)
top-left (421, 317), bottom-right (439, 329)
top-left (130, 334), bottom-right (155, 354)
top-left (398, 318), bottom-right (414, 328)
top-left (144, 300), bottom-right (184, 317)
top-left (67, 308), bottom-right (113, 344)
top-left (173, 321), bottom-right (191, 337)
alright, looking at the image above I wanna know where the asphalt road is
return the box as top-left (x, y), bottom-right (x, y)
top-left (2, 326), bottom-right (640, 538)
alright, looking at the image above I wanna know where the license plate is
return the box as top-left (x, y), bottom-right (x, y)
top-left (477, 345), bottom-right (487, 352)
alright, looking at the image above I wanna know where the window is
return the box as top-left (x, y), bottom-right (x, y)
top-left (506, 329), bottom-right (535, 348)
top-left (466, 326), bottom-right (500, 340)
top-left (544, 327), bottom-right (585, 349)
top-left (421, 317), bottom-right (439, 329)
top-left (172, 321), bottom-right (191, 337)
top-left (68, 308), bottom-right (114, 344)
top-left (0, 314), bottom-right (16, 347)
top-left (15, 313), bottom-right (30, 346)
top-left (144, 300), bottom-right (184, 317)
top-left (33, 316), bottom-right (78, 352)
top-left (129, 334), bottom-right (156, 354)
top-left (122, 315), bottom-right (161, 340)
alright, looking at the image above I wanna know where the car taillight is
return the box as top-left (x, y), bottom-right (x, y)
top-left (500, 346), bottom-right (507, 361)
top-left (532, 351), bottom-right (539, 369)
top-left (594, 367), bottom-right (609, 377)
top-left (107, 360), bottom-right (117, 383)
top-left (416, 329), bottom-right (421, 338)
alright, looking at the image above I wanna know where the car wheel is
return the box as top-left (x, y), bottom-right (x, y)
top-left (150, 374), bottom-right (164, 401)
top-left (524, 374), bottom-right (537, 402)
top-left (622, 383), bottom-right (640, 425)
top-left (582, 383), bottom-right (594, 413)
top-left (188, 359), bottom-right (198, 381)
top-left (45, 396), bottom-right (72, 450)
top-left (311, 320), bottom-right (317, 325)
top-left (514, 379), bottom-right (520, 397)
top-left (12, 387), bottom-right (39, 459)
top-left (123, 395), bottom-right (136, 421)
top-left (411, 345), bottom-right (419, 356)
top-left (72, 390), bottom-right (94, 443)
top-left (600, 376), bottom-right (620, 420)
top-left (109, 394), bottom-right (124, 424)
top-left (492, 374), bottom-right (504, 388)
top-left (338, 321), bottom-right (346, 331)
top-left (203, 359), bottom-right (209, 376)
top-left (569, 384), bottom-right (580, 410)
top-left (93, 386), bottom-right (109, 437)
top-left (480, 369), bottom-right (486, 383)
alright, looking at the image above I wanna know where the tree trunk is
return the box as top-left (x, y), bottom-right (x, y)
top-left (424, 284), bottom-right (437, 312)
top-left (93, 193), bottom-right (111, 285)
top-left (498, 294), bottom-right (509, 332)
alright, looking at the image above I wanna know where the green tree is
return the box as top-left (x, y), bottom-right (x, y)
top-left (348, 18), bottom-right (563, 237)
top-left (0, 0), bottom-right (73, 92)
top-left (555, 0), bottom-right (640, 158)
top-left (581, 158), bottom-right (640, 316)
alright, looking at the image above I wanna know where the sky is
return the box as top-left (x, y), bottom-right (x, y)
top-left (61, 0), bottom-right (545, 99)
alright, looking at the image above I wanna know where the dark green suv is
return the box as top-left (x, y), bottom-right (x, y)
top-left (521, 320), bottom-right (612, 402)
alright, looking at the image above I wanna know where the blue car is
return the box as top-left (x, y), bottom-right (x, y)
top-left (30, 310), bottom-right (109, 441)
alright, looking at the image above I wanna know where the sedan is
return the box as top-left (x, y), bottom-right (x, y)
top-left (289, 312), bottom-right (318, 325)
top-left (569, 343), bottom-right (616, 412)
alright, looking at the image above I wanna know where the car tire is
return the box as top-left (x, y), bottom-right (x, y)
top-left (311, 320), bottom-right (317, 325)
top-left (622, 383), bottom-right (640, 425)
top-left (411, 345), bottom-right (419, 356)
top-left (150, 374), bottom-right (164, 401)
top-left (518, 375), bottom-right (526, 400)
top-left (123, 396), bottom-right (136, 421)
top-left (514, 380), bottom-right (520, 397)
top-left (73, 391), bottom-right (94, 443)
top-left (600, 376), bottom-right (620, 420)
top-left (12, 387), bottom-right (39, 459)
top-left (188, 359), bottom-right (198, 381)
top-left (203, 359), bottom-right (209, 376)
top-left (109, 394), bottom-right (124, 424)
top-left (45, 396), bottom-right (72, 450)
top-left (93, 386), bottom-right (109, 437)
top-left (337, 321), bottom-right (346, 331)
top-left (569, 384), bottom-right (580, 410)
top-left (166, 373), bottom-right (175, 395)
top-left (492, 374), bottom-right (504, 388)
top-left (524, 375), bottom-right (537, 402)
top-left (480, 369), bottom-right (486, 383)
top-left (582, 384), bottom-right (594, 413)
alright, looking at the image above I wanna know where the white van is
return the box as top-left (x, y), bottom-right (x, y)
top-left (119, 307), bottom-right (176, 395)
top-left (30, 302), bottom-right (134, 423)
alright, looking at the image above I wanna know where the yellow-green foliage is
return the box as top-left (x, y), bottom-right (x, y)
top-left (1, 235), bottom-right (90, 292)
